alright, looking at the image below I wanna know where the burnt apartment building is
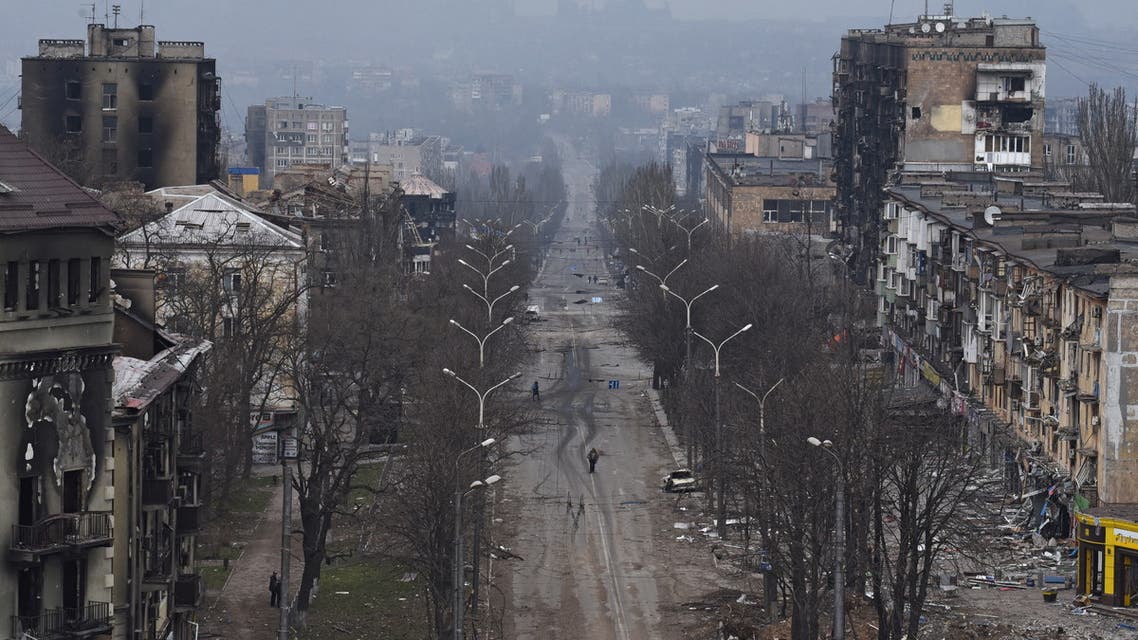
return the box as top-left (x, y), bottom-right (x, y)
top-left (245, 97), bottom-right (349, 189)
top-left (833, 6), bottom-right (1045, 283)
top-left (0, 125), bottom-right (121, 639)
top-left (20, 24), bottom-right (221, 189)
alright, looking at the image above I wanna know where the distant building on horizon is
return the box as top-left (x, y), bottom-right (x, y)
top-left (245, 97), bottom-right (349, 189)
top-left (20, 24), bottom-right (221, 190)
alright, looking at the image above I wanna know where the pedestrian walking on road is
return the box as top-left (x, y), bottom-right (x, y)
top-left (269, 571), bottom-right (280, 607)
top-left (532, 380), bottom-right (540, 401)
top-left (587, 447), bottom-right (599, 473)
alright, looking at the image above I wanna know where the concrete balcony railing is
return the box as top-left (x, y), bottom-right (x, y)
top-left (174, 574), bottom-right (204, 611)
top-left (142, 478), bottom-right (173, 508)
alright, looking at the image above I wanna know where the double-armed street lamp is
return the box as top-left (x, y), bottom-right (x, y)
top-left (807, 436), bottom-right (845, 640)
top-left (462, 283), bottom-right (520, 324)
top-left (449, 317), bottom-right (514, 369)
top-left (736, 377), bottom-right (785, 623)
top-left (659, 282), bottom-right (719, 467)
top-left (670, 215), bottom-right (710, 253)
top-left (693, 323), bottom-right (753, 539)
top-left (453, 469), bottom-right (501, 640)
top-left (464, 244), bottom-right (513, 272)
top-left (442, 369), bottom-right (521, 431)
top-left (636, 258), bottom-right (687, 300)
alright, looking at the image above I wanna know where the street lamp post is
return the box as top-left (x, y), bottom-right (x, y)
top-left (670, 215), bottom-right (710, 253)
top-left (458, 256), bottom-right (512, 297)
top-left (462, 283), bottom-right (520, 324)
top-left (453, 473), bottom-right (501, 640)
top-left (464, 244), bottom-right (513, 272)
top-left (807, 436), bottom-right (845, 640)
top-left (636, 259), bottom-right (686, 300)
top-left (660, 283), bottom-right (719, 467)
top-left (449, 317), bottom-right (514, 369)
top-left (693, 323), bottom-right (753, 539)
top-left (736, 378), bottom-right (785, 623)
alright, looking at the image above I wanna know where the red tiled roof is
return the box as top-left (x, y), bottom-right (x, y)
top-left (0, 126), bottom-right (120, 232)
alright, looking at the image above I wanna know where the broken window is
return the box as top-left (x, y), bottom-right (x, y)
top-left (102, 116), bottom-right (117, 143)
top-left (47, 260), bottom-right (60, 307)
top-left (137, 148), bottom-right (153, 168)
top-left (1003, 105), bottom-right (1033, 123)
top-left (1004, 76), bottom-right (1026, 94)
top-left (65, 115), bottom-right (82, 133)
top-left (138, 82), bottom-right (154, 101)
top-left (65, 80), bottom-right (81, 100)
top-left (89, 257), bottom-right (102, 303)
top-left (25, 261), bottom-right (40, 310)
top-left (67, 258), bottom-right (80, 305)
top-left (911, 106), bottom-right (922, 119)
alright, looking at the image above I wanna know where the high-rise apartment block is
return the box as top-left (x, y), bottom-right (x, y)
top-left (833, 9), bottom-right (1045, 282)
top-left (245, 97), bottom-right (349, 189)
top-left (20, 24), bottom-right (221, 189)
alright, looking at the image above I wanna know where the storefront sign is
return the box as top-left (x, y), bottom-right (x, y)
top-left (1113, 528), bottom-right (1138, 546)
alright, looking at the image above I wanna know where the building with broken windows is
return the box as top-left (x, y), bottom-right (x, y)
top-left (20, 24), bottom-right (220, 190)
top-left (874, 172), bottom-right (1138, 510)
top-left (703, 153), bottom-right (835, 237)
top-left (0, 124), bottom-right (121, 640)
top-left (833, 8), bottom-right (1046, 283)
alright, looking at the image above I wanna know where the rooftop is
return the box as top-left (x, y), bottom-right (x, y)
top-left (0, 125), bottom-right (120, 233)
top-left (707, 153), bottom-right (833, 188)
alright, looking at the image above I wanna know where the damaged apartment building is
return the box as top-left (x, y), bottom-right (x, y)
top-left (833, 4), bottom-right (1046, 284)
top-left (0, 125), bottom-right (209, 639)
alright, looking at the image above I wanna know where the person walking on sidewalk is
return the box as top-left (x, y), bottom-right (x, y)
top-left (269, 571), bottom-right (280, 607)
top-left (532, 380), bottom-right (540, 401)
top-left (587, 447), bottom-right (599, 473)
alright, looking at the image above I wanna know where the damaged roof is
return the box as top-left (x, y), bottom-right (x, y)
top-left (118, 191), bottom-right (303, 249)
top-left (0, 125), bottom-right (120, 233)
top-left (112, 338), bottom-right (211, 415)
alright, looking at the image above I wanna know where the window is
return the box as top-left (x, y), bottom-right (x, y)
top-left (101, 83), bottom-right (117, 110)
top-left (762, 199), bottom-right (778, 223)
top-left (222, 316), bottom-right (235, 338)
top-left (65, 115), bottom-right (82, 133)
top-left (65, 80), bottom-right (81, 100)
top-left (160, 268), bottom-right (185, 290)
top-left (1005, 76), bottom-right (1026, 94)
top-left (306, 121), bottom-right (318, 131)
top-left (1044, 143), bottom-right (1052, 157)
top-left (47, 260), bottom-right (60, 308)
top-left (67, 258), bottom-right (80, 305)
top-left (275, 146), bottom-right (287, 154)
top-left (291, 121), bottom-right (302, 129)
top-left (223, 270), bottom-right (241, 294)
top-left (102, 116), bottom-right (117, 143)
top-left (112, 37), bottom-right (130, 47)
top-left (138, 116), bottom-right (153, 134)
top-left (307, 134), bottom-right (318, 143)
top-left (1066, 144), bottom-right (1077, 165)
top-left (911, 106), bottom-right (922, 119)
top-left (138, 82), bottom-right (154, 101)
top-left (884, 235), bottom-right (898, 255)
top-left (322, 134), bottom-right (334, 144)
top-left (26, 261), bottom-right (40, 310)
top-left (3, 261), bottom-right (17, 311)
top-left (321, 122), bottom-right (335, 132)
top-left (321, 146), bottom-right (333, 157)
top-left (322, 270), bottom-right (337, 287)
top-left (137, 148), bottom-right (153, 168)
top-left (277, 121), bottom-right (288, 130)
top-left (89, 257), bottom-right (101, 303)
top-left (276, 159), bottom-right (288, 167)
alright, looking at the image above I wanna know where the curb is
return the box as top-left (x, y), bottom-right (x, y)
top-left (644, 388), bottom-right (685, 468)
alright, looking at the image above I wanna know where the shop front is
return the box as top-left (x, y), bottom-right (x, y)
top-left (1076, 511), bottom-right (1138, 605)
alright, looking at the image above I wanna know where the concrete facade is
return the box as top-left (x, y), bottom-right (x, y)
top-left (704, 153), bottom-right (835, 237)
top-left (246, 97), bottom-right (349, 189)
top-left (20, 24), bottom-right (220, 190)
top-left (833, 12), bottom-right (1046, 284)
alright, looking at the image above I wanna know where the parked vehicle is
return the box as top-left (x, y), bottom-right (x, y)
top-left (662, 469), bottom-right (698, 492)
top-left (524, 305), bottom-right (540, 323)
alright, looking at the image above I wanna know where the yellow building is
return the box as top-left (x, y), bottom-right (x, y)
top-left (1076, 510), bottom-right (1138, 605)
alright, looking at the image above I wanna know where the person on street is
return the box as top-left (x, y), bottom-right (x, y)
top-left (532, 380), bottom-right (540, 401)
top-left (587, 447), bottom-right (599, 473)
top-left (269, 571), bottom-right (280, 607)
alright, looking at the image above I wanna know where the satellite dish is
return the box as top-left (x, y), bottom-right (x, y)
top-left (984, 205), bottom-right (1002, 226)
top-left (935, 22), bottom-right (946, 32)
top-left (921, 22), bottom-right (932, 33)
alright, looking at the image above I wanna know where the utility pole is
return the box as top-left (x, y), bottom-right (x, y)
top-left (279, 447), bottom-right (292, 640)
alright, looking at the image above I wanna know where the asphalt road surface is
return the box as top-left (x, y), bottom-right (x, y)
top-left (493, 141), bottom-right (690, 639)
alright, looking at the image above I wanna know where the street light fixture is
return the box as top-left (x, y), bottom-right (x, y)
top-left (807, 436), bottom-right (845, 640)
top-left (736, 377), bottom-right (785, 623)
top-left (693, 323), bottom-right (753, 539)
top-left (449, 317), bottom-right (514, 369)
top-left (454, 472), bottom-right (503, 640)
top-left (660, 282), bottom-right (719, 467)
top-left (458, 257), bottom-right (512, 297)
top-left (670, 216), bottom-right (710, 253)
top-left (442, 369), bottom-right (521, 430)
top-left (636, 258), bottom-right (687, 299)
top-left (462, 283), bottom-right (520, 324)
top-left (464, 244), bottom-right (513, 271)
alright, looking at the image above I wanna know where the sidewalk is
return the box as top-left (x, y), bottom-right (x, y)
top-left (645, 387), bottom-right (685, 467)
top-left (202, 474), bottom-right (302, 639)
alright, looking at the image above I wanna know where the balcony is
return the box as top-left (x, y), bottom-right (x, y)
top-left (9, 512), bottom-right (112, 564)
top-left (10, 601), bottom-right (112, 639)
top-left (142, 550), bottom-right (172, 590)
top-left (176, 432), bottom-right (205, 472)
top-left (174, 574), bottom-right (204, 611)
top-left (142, 478), bottom-right (173, 508)
top-left (176, 504), bottom-right (201, 535)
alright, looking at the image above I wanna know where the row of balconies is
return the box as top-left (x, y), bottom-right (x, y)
top-left (10, 601), bottom-right (112, 640)
top-left (10, 504), bottom-right (198, 564)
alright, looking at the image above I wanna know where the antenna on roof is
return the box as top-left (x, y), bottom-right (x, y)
top-left (140, 0), bottom-right (144, 23)
top-left (111, 4), bottom-right (120, 28)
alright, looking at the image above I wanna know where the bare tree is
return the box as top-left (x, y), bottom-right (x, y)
top-left (1076, 84), bottom-right (1138, 203)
